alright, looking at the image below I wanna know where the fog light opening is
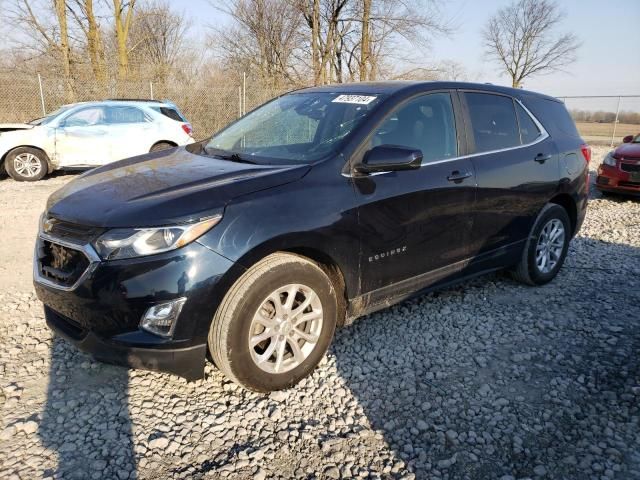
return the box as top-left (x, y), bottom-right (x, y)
top-left (140, 298), bottom-right (187, 338)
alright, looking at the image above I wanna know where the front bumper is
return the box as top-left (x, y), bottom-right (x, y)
top-left (45, 306), bottom-right (207, 380)
top-left (34, 239), bottom-right (236, 380)
top-left (596, 163), bottom-right (640, 196)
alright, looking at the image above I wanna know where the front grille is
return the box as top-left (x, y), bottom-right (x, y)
top-left (618, 181), bottom-right (640, 188)
top-left (37, 239), bottom-right (91, 288)
top-left (43, 217), bottom-right (104, 244)
top-left (620, 163), bottom-right (640, 173)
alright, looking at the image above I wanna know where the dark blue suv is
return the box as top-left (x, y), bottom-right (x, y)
top-left (34, 82), bottom-right (590, 391)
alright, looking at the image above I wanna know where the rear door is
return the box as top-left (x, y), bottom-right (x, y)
top-left (103, 106), bottom-right (156, 162)
top-left (460, 91), bottom-right (559, 258)
top-left (354, 91), bottom-right (476, 296)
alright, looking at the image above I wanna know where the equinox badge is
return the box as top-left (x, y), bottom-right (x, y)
top-left (369, 246), bottom-right (407, 262)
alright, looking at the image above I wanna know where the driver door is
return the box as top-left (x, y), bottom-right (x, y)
top-left (55, 106), bottom-right (111, 167)
top-left (354, 91), bottom-right (476, 297)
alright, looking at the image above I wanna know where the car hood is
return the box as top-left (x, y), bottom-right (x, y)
top-left (614, 142), bottom-right (640, 159)
top-left (0, 123), bottom-right (35, 133)
top-left (46, 146), bottom-right (311, 228)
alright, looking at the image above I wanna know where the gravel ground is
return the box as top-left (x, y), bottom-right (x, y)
top-left (1, 146), bottom-right (639, 480)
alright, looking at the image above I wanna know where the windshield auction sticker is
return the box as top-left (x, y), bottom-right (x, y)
top-left (332, 95), bottom-right (377, 105)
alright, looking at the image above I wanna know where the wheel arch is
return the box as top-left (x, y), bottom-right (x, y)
top-left (548, 193), bottom-right (578, 235)
top-left (1, 145), bottom-right (54, 173)
top-left (149, 140), bottom-right (178, 151)
top-left (213, 238), bottom-right (352, 327)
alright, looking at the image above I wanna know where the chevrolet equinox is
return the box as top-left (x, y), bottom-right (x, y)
top-left (34, 82), bottom-right (590, 391)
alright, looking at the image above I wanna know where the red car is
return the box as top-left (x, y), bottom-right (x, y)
top-left (596, 133), bottom-right (640, 196)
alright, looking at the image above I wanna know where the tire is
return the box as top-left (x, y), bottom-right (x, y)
top-left (5, 147), bottom-right (48, 181)
top-left (511, 203), bottom-right (571, 286)
top-left (209, 253), bottom-right (338, 392)
top-left (149, 142), bottom-right (175, 153)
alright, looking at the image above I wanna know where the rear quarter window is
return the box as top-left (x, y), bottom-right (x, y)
top-left (151, 106), bottom-right (187, 122)
top-left (521, 96), bottom-right (580, 139)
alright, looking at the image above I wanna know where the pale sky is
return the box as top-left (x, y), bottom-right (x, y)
top-left (187, 0), bottom-right (639, 105)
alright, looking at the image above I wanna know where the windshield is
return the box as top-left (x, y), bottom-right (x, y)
top-left (29, 105), bottom-right (74, 125)
top-left (205, 92), bottom-right (384, 163)
top-left (633, 134), bottom-right (640, 143)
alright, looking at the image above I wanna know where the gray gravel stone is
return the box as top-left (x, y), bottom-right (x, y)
top-left (0, 148), bottom-right (639, 479)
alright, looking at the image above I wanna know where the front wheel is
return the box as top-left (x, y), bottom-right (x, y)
top-left (5, 147), bottom-right (48, 181)
top-left (511, 203), bottom-right (571, 286)
top-left (208, 253), bottom-right (338, 391)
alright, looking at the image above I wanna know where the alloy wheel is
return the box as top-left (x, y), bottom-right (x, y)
top-left (13, 153), bottom-right (42, 178)
top-left (248, 284), bottom-right (323, 374)
top-left (535, 218), bottom-right (565, 274)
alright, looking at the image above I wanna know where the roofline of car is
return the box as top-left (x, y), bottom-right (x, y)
top-left (295, 80), bottom-right (561, 103)
top-left (59, 99), bottom-right (177, 109)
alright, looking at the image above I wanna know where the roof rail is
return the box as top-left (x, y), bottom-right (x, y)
top-left (105, 98), bottom-right (162, 103)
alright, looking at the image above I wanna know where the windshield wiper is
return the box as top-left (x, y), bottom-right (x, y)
top-left (203, 147), bottom-right (255, 164)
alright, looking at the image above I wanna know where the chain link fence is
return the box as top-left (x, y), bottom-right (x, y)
top-left (0, 73), bottom-right (288, 139)
top-left (557, 95), bottom-right (640, 146)
top-left (1, 73), bottom-right (638, 146)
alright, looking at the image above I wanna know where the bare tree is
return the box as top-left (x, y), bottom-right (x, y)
top-left (113, 0), bottom-right (136, 79)
top-left (68, 0), bottom-right (107, 82)
top-left (7, 0), bottom-right (75, 98)
top-left (358, 0), bottom-right (370, 80)
top-left (129, 0), bottom-right (190, 83)
top-left (298, 0), bottom-right (450, 84)
top-left (212, 0), bottom-right (304, 85)
top-left (298, 0), bottom-right (349, 85)
top-left (483, 0), bottom-right (580, 88)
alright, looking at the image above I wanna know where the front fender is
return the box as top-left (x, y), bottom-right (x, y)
top-left (196, 172), bottom-right (360, 299)
top-left (0, 127), bottom-right (56, 170)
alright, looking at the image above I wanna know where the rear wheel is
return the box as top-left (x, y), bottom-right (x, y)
top-left (511, 203), bottom-right (571, 286)
top-left (5, 147), bottom-right (48, 181)
top-left (208, 253), bottom-right (337, 392)
top-left (149, 142), bottom-right (175, 153)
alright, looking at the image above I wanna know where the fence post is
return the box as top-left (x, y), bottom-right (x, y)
top-left (149, 81), bottom-right (154, 100)
top-left (238, 86), bottom-right (242, 118)
top-left (242, 72), bottom-right (246, 116)
top-left (610, 96), bottom-right (622, 148)
top-left (37, 74), bottom-right (46, 116)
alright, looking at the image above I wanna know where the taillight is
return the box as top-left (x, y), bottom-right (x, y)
top-left (580, 143), bottom-right (591, 194)
top-left (580, 144), bottom-right (591, 164)
top-left (181, 123), bottom-right (193, 136)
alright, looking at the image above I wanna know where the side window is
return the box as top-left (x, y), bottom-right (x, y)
top-left (371, 92), bottom-right (457, 162)
top-left (63, 107), bottom-right (105, 127)
top-left (522, 97), bottom-right (580, 138)
top-left (151, 106), bottom-right (187, 122)
top-left (105, 106), bottom-right (148, 124)
top-left (465, 93), bottom-right (520, 153)
top-left (515, 102), bottom-right (541, 144)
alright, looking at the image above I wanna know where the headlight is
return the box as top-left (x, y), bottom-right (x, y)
top-left (93, 215), bottom-right (222, 260)
top-left (602, 151), bottom-right (617, 166)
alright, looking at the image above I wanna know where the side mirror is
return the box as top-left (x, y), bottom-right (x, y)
top-left (622, 135), bottom-right (634, 143)
top-left (354, 145), bottom-right (423, 175)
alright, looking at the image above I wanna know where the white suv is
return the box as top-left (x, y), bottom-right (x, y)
top-left (0, 100), bottom-right (194, 181)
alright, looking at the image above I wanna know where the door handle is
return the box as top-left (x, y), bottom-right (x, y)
top-left (447, 170), bottom-right (473, 183)
top-left (534, 153), bottom-right (552, 164)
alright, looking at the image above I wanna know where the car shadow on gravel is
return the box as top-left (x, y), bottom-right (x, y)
top-left (332, 237), bottom-right (640, 479)
top-left (38, 337), bottom-right (136, 479)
